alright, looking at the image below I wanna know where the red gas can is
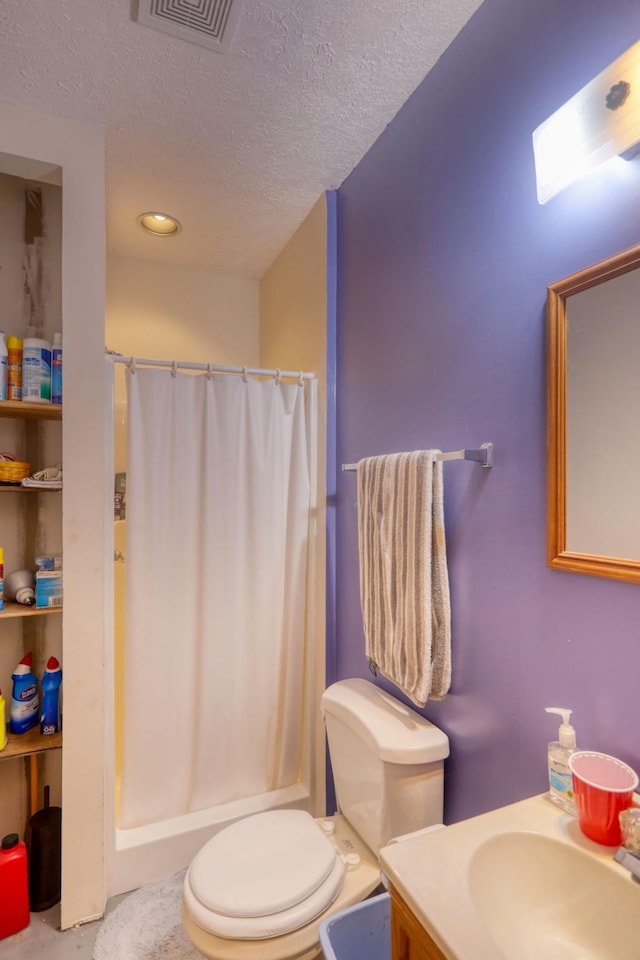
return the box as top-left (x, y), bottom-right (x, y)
top-left (0, 833), bottom-right (30, 939)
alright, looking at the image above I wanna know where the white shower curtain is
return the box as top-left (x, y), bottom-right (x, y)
top-left (119, 367), bottom-right (316, 829)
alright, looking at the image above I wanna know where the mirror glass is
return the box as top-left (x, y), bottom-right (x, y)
top-left (547, 243), bottom-right (640, 582)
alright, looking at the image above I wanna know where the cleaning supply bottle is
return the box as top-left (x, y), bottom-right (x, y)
top-left (51, 333), bottom-right (62, 405)
top-left (0, 834), bottom-right (30, 939)
top-left (40, 657), bottom-right (62, 735)
top-left (0, 333), bottom-right (7, 401)
top-left (0, 690), bottom-right (6, 750)
top-left (545, 707), bottom-right (578, 814)
top-left (22, 337), bottom-right (51, 403)
top-left (10, 652), bottom-right (39, 734)
top-left (6, 336), bottom-right (23, 401)
top-left (4, 570), bottom-right (36, 606)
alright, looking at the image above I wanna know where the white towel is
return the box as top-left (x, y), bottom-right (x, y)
top-left (21, 463), bottom-right (63, 489)
top-left (357, 450), bottom-right (451, 707)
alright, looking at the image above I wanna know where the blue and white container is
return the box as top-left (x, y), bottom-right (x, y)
top-left (41, 657), bottom-right (62, 735)
top-left (51, 333), bottom-right (62, 405)
top-left (22, 338), bottom-right (51, 403)
top-left (10, 652), bottom-right (39, 735)
top-left (35, 570), bottom-right (62, 609)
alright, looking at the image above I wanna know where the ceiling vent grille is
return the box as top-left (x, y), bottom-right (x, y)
top-left (135, 0), bottom-right (243, 53)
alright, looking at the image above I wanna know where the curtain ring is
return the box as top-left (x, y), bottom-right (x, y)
top-left (242, 365), bottom-right (248, 383)
top-left (171, 360), bottom-right (178, 378)
top-left (298, 370), bottom-right (304, 387)
top-left (206, 363), bottom-right (213, 380)
top-left (127, 357), bottom-right (137, 374)
top-left (275, 368), bottom-right (281, 385)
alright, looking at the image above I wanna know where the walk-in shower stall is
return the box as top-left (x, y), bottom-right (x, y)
top-left (105, 356), bottom-right (321, 895)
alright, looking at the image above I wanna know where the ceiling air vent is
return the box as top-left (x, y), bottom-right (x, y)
top-left (134, 0), bottom-right (244, 54)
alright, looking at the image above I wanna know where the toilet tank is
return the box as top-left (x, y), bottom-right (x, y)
top-left (321, 679), bottom-right (449, 856)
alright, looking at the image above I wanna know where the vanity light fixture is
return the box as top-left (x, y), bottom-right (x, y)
top-left (533, 39), bottom-right (640, 204)
top-left (138, 212), bottom-right (181, 236)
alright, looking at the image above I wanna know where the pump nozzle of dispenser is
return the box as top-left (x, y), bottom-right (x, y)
top-left (545, 707), bottom-right (576, 748)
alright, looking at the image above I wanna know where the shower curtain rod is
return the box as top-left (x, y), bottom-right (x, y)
top-left (105, 350), bottom-right (315, 381)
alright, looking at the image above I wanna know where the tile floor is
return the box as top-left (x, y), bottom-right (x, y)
top-left (1, 896), bottom-right (122, 960)
top-left (1, 884), bottom-right (357, 958)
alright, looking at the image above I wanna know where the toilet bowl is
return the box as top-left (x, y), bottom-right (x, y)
top-left (182, 678), bottom-right (450, 960)
top-left (182, 811), bottom-right (380, 960)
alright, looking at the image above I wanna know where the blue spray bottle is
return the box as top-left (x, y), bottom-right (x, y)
top-left (10, 653), bottom-right (39, 734)
top-left (40, 657), bottom-right (62, 735)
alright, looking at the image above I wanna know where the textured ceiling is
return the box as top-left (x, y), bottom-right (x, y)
top-left (0, 0), bottom-right (484, 279)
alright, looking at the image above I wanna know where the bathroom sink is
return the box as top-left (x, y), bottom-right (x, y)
top-left (380, 794), bottom-right (640, 960)
top-left (469, 830), bottom-right (638, 960)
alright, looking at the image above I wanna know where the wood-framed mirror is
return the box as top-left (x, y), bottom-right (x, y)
top-left (547, 242), bottom-right (640, 583)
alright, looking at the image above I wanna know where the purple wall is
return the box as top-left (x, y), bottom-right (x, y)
top-left (334, 0), bottom-right (640, 824)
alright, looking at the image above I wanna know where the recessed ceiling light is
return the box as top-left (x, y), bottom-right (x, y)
top-left (138, 212), bottom-right (181, 236)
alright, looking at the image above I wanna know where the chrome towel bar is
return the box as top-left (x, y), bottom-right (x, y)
top-left (342, 443), bottom-right (493, 471)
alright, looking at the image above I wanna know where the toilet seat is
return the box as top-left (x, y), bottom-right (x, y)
top-left (182, 814), bottom-right (382, 960)
top-left (184, 810), bottom-right (346, 940)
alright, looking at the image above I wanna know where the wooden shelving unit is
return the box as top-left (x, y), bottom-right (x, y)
top-left (0, 487), bottom-right (59, 493)
top-left (0, 604), bottom-right (63, 762)
top-left (0, 400), bottom-right (62, 421)
top-left (0, 601), bottom-right (62, 620)
top-left (0, 398), bottom-right (63, 809)
top-left (1, 726), bottom-right (62, 761)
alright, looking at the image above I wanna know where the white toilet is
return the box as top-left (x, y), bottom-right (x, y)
top-left (182, 678), bottom-right (450, 960)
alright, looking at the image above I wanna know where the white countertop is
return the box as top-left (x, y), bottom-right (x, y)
top-left (379, 793), bottom-right (635, 960)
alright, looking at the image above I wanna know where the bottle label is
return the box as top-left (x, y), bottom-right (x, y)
top-left (41, 680), bottom-right (61, 735)
top-left (18, 684), bottom-right (37, 702)
top-left (10, 691), bottom-right (39, 733)
top-left (52, 348), bottom-right (62, 404)
top-left (7, 346), bottom-right (22, 400)
top-left (23, 350), bottom-right (51, 401)
top-left (0, 356), bottom-right (7, 402)
top-left (549, 759), bottom-right (574, 798)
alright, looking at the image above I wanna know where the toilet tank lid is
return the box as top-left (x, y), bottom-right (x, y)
top-left (321, 678), bottom-right (449, 764)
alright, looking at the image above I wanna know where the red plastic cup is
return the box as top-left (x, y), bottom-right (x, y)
top-left (569, 751), bottom-right (638, 846)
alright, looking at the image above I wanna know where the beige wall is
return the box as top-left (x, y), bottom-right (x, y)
top-left (107, 256), bottom-right (259, 366)
top-left (259, 194), bottom-right (327, 815)
top-left (0, 100), bottom-right (107, 928)
top-left (106, 254), bottom-right (259, 468)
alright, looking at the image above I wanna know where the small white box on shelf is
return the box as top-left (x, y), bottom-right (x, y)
top-left (35, 556), bottom-right (63, 571)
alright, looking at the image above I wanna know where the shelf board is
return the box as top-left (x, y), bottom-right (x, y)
top-left (0, 400), bottom-right (62, 421)
top-left (1, 726), bottom-right (62, 760)
top-left (0, 485), bottom-right (61, 492)
top-left (0, 601), bottom-right (62, 620)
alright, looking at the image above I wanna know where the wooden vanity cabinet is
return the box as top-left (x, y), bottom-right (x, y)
top-left (390, 886), bottom-right (448, 960)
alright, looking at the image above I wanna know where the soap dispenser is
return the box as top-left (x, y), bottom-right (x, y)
top-left (545, 707), bottom-right (577, 814)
